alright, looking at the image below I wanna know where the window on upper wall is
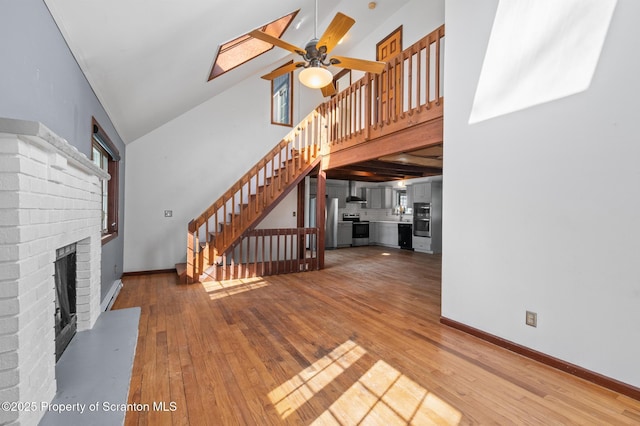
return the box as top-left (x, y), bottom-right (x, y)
top-left (91, 118), bottom-right (120, 244)
top-left (209, 10), bottom-right (299, 81)
top-left (271, 61), bottom-right (293, 126)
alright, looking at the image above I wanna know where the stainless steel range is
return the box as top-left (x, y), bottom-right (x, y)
top-left (342, 213), bottom-right (370, 246)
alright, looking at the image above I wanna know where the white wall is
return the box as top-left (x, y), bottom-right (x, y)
top-left (124, 75), bottom-right (321, 271)
top-left (124, 0), bottom-right (445, 272)
top-left (443, 0), bottom-right (640, 387)
top-left (347, 0), bottom-right (444, 65)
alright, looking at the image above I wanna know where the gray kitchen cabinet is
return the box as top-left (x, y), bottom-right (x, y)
top-left (337, 222), bottom-right (352, 247)
top-left (377, 222), bottom-right (399, 248)
top-left (369, 222), bottom-right (379, 244)
top-left (382, 187), bottom-right (392, 208)
top-left (406, 185), bottom-right (414, 209)
top-left (326, 184), bottom-right (348, 208)
top-left (368, 188), bottom-right (382, 208)
top-left (366, 187), bottom-right (393, 209)
top-left (412, 182), bottom-right (432, 203)
top-left (413, 235), bottom-right (432, 253)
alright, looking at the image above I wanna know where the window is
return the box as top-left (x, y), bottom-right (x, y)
top-left (271, 61), bottom-right (293, 126)
top-left (209, 10), bottom-right (299, 81)
top-left (397, 190), bottom-right (408, 209)
top-left (91, 118), bottom-right (120, 244)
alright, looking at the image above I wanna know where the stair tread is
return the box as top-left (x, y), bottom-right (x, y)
top-left (176, 263), bottom-right (187, 276)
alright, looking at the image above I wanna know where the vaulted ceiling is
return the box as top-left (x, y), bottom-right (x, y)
top-left (43, 0), bottom-right (410, 144)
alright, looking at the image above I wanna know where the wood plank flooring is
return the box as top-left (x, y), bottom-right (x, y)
top-left (112, 246), bottom-right (640, 425)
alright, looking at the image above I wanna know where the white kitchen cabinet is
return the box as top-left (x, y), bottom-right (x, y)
top-left (337, 222), bottom-right (352, 247)
top-left (413, 235), bottom-right (432, 253)
top-left (412, 183), bottom-right (431, 203)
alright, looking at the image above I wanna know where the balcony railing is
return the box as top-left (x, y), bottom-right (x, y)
top-left (322, 25), bottom-right (444, 154)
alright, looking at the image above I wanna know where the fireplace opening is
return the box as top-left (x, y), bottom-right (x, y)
top-left (54, 243), bottom-right (77, 362)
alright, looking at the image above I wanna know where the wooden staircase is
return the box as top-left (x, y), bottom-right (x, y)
top-left (178, 25), bottom-right (446, 284)
top-left (180, 109), bottom-right (325, 283)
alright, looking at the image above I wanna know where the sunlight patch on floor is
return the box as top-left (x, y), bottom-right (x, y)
top-left (469, 0), bottom-right (617, 123)
top-left (313, 360), bottom-right (462, 425)
top-left (269, 340), bottom-right (462, 425)
top-left (201, 277), bottom-right (269, 300)
top-left (268, 340), bottom-right (366, 419)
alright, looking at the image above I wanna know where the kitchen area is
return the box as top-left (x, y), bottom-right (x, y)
top-left (306, 176), bottom-right (443, 254)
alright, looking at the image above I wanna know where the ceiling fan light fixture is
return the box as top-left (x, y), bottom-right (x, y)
top-left (299, 66), bottom-right (333, 89)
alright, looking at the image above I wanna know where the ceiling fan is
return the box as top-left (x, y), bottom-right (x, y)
top-left (250, 0), bottom-right (386, 97)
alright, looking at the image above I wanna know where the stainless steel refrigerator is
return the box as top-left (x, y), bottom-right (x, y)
top-left (309, 197), bottom-right (338, 249)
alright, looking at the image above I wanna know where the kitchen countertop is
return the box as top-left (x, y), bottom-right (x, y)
top-left (369, 220), bottom-right (413, 224)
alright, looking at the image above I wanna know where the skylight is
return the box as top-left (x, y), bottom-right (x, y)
top-left (208, 10), bottom-right (299, 81)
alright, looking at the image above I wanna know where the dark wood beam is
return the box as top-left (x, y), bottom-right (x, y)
top-left (342, 160), bottom-right (434, 175)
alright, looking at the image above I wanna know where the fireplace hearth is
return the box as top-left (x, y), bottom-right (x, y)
top-left (0, 118), bottom-right (110, 426)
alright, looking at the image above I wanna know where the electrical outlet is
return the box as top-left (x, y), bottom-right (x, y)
top-left (292, 211), bottom-right (296, 217)
top-left (526, 311), bottom-right (537, 327)
top-left (164, 210), bottom-right (173, 217)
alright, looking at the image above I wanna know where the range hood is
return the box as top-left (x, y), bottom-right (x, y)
top-left (346, 181), bottom-right (366, 203)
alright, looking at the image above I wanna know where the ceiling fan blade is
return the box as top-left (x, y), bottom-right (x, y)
top-left (249, 30), bottom-right (306, 55)
top-left (317, 13), bottom-right (355, 55)
top-left (260, 62), bottom-right (305, 80)
top-left (321, 83), bottom-right (337, 97)
top-left (331, 56), bottom-right (386, 74)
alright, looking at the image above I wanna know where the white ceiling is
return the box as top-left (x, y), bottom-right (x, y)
top-left (43, 0), bottom-right (406, 143)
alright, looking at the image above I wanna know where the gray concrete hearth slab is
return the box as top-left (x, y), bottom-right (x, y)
top-left (40, 307), bottom-right (140, 426)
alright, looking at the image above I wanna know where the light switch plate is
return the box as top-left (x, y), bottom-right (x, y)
top-left (526, 311), bottom-right (537, 327)
top-left (164, 210), bottom-right (173, 217)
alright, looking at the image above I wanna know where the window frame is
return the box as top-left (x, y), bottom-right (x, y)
top-left (91, 117), bottom-right (120, 245)
top-left (271, 60), bottom-right (294, 127)
top-left (209, 9), bottom-right (300, 81)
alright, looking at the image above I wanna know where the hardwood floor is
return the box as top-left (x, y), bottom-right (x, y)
top-left (112, 246), bottom-right (640, 425)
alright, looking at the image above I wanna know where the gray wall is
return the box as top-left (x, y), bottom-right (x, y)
top-left (0, 0), bottom-right (125, 303)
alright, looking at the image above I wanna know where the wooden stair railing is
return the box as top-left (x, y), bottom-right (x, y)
top-left (200, 227), bottom-right (320, 282)
top-left (181, 25), bottom-right (445, 283)
top-left (185, 109), bottom-right (326, 283)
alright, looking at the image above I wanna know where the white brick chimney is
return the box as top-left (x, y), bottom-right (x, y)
top-left (0, 118), bottom-right (109, 426)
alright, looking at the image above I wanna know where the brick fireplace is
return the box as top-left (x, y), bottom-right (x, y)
top-left (0, 118), bottom-right (109, 426)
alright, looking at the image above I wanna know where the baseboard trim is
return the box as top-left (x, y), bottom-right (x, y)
top-left (440, 316), bottom-right (640, 401)
top-left (101, 279), bottom-right (123, 312)
top-left (121, 268), bottom-right (176, 278)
